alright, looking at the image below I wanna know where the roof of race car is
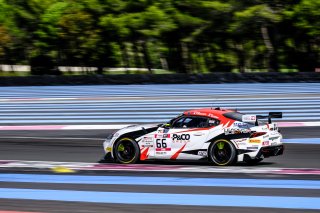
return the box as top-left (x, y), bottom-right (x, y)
top-left (183, 108), bottom-right (234, 119)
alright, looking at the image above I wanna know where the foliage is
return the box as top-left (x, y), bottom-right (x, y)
top-left (0, 0), bottom-right (319, 74)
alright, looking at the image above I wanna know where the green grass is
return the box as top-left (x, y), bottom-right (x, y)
top-left (0, 71), bottom-right (30, 77)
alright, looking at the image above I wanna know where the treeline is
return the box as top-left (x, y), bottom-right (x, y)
top-left (0, 0), bottom-right (319, 74)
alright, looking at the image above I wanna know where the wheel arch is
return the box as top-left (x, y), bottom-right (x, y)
top-left (111, 126), bottom-right (158, 157)
top-left (205, 132), bottom-right (250, 153)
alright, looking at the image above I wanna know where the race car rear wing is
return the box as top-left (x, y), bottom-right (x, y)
top-left (242, 112), bottom-right (282, 125)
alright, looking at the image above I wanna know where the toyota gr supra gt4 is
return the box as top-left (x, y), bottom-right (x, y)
top-left (102, 108), bottom-right (284, 166)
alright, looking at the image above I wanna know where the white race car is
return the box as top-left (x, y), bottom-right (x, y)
top-left (102, 108), bottom-right (284, 166)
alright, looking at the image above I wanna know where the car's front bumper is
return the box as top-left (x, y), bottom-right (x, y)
top-left (103, 139), bottom-right (113, 153)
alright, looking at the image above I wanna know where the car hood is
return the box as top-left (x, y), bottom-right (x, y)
top-left (116, 123), bottom-right (160, 136)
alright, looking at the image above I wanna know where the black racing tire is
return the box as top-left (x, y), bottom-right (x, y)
top-left (209, 139), bottom-right (237, 166)
top-left (98, 152), bottom-right (115, 163)
top-left (244, 158), bottom-right (263, 166)
top-left (113, 137), bottom-right (140, 164)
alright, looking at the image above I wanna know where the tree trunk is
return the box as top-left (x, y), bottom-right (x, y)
top-left (261, 25), bottom-right (278, 72)
top-left (180, 42), bottom-right (191, 74)
top-left (204, 44), bottom-right (214, 72)
top-left (119, 42), bottom-right (130, 74)
top-left (235, 43), bottom-right (245, 73)
top-left (141, 41), bottom-right (152, 74)
top-left (132, 41), bottom-right (143, 68)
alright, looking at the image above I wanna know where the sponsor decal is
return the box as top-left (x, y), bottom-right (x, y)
top-left (270, 136), bottom-right (280, 141)
top-left (158, 128), bottom-right (169, 133)
top-left (154, 134), bottom-right (170, 138)
top-left (271, 142), bottom-right (278, 146)
top-left (141, 144), bottom-right (153, 148)
top-left (242, 115), bottom-right (256, 122)
top-left (232, 138), bottom-right (247, 143)
top-left (262, 141), bottom-right (269, 146)
top-left (106, 147), bottom-right (112, 152)
top-left (141, 137), bottom-right (154, 148)
top-left (156, 151), bottom-right (168, 155)
top-left (234, 122), bottom-right (249, 129)
top-left (208, 113), bottom-right (219, 119)
top-left (156, 148), bottom-right (171, 151)
top-left (155, 138), bottom-right (171, 151)
top-left (224, 128), bottom-right (251, 135)
top-left (142, 137), bottom-right (153, 143)
top-left (232, 138), bottom-right (247, 147)
top-left (249, 139), bottom-right (261, 143)
top-left (172, 134), bottom-right (190, 143)
top-left (192, 111), bottom-right (207, 116)
top-left (247, 146), bottom-right (259, 150)
top-left (198, 151), bottom-right (207, 156)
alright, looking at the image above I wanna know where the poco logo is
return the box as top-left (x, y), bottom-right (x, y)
top-left (173, 134), bottom-right (190, 141)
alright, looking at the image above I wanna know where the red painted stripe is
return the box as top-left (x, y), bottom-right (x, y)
top-left (155, 148), bottom-right (171, 151)
top-left (170, 144), bottom-right (186, 160)
top-left (140, 147), bottom-right (149, 161)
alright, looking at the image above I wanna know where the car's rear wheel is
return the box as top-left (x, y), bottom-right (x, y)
top-left (209, 139), bottom-right (237, 166)
top-left (114, 138), bottom-right (140, 164)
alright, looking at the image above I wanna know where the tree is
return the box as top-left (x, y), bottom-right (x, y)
top-left (0, 0), bottom-right (25, 64)
top-left (230, 3), bottom-right (282, 72)
top-left (283, 0), bottom-right (320, 71)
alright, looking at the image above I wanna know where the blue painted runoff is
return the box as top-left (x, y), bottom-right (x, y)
top-left (0, 174), bottom-right (319, 189)
top-left (283, 138), bottom-right (320, 145)
top-left (0, 188), bottom-right (319, 210)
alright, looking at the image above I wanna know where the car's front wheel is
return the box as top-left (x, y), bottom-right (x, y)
top-left (209, 139), bottom-right (237, 166)
top-left (113, 138), bottom-right (140, 164)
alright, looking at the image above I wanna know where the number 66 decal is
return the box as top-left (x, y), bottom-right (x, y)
top-left (156, 139), bottom-right (167, 148)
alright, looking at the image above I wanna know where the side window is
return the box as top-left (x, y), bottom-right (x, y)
top-left (208, 118), bottom-right (220, 127)
top-left (172, 116), bottom-right (209, 128)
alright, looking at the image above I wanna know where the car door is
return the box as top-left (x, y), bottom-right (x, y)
top-left (153, 116), bottom-right (211, 160)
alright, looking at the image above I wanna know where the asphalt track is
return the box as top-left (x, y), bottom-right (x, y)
top-left (0, 83), bottom-right (320, 212)
top-left (0, 127), bottom-right (319, 212)
top-left (0, 127), bottom-right (319, 168)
